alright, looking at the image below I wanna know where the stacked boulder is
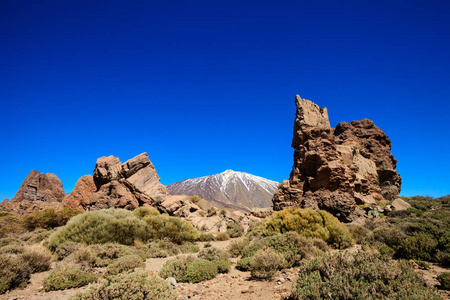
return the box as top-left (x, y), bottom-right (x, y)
top-left (64, 152), bottom-right (168, 211)
top-left (272, 95), bottom-right (402, 222)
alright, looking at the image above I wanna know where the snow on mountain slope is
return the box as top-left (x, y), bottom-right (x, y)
top-left (167, 170), bottom-right (279, 210)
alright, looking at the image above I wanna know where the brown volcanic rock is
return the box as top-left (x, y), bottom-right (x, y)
top-left (63, 175), bottom-right (96, 210)
top-left (0, 170), bottom-right (65, 214)
top-left (272, 95), bottom-right (401, 222)
top-left (69, 152), bottom-right (168, 211)
top-left (11, 170), bottom-right (65, 203)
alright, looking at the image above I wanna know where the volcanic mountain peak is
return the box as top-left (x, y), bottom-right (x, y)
top-left (167, 170), bottom-right (279, 210)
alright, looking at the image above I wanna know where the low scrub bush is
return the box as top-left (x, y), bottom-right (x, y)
top-left (259, 208), bottom-right (352, 249)
top-left (20, 244), bottom-right (53, 273)
top-left (0, 254), bottom-right (31, 294)
top-left (22, 228), bottom-right (54, 244)
top-left (159, 255), bottom-right (221, 283)
top-left (133, 207), bottom-right (160, 219)
top-left (144, 214), bottom-right (199, 244)
top-left (106, 254), bottom-right (144, 276)
top-left (147, 239), bottom-right (199, 258)
top-left (437, 272), bottom-right (450, 290)
top-left (71, 270), bottom-right (177, 300)
top-left (397, 233), bottom-right (438, 261)
top-left (55, 241), bottom-right (81, 260)
top-left (228, 239), bottom-right (246, 257)
top-left (198, 247), bottom-right (229, 261)
top-left (236, 256), bottom-right (251, 271)
top-left (44, 266), bottom-right (98, 291)
top-left (0, 212), bottom-right (26, 238)
top-left (47, 209), bottom-right (150, 250)
top-left (184, 259), bottom-right (218, 283)
top-left (250, 248), bottom-right (285, 280)
top-left (23, 208), bottom-right (81, 231)
top-left (215, 232), bottom-right (230, 241)
top-left (0, 243), bottom-right (25, 255)
top-left (226, 221), bottom-right (244, 238)
top-left (238, 232), bottom-right (326, 269)
top-left (290, 251), bottom-right (441, 300)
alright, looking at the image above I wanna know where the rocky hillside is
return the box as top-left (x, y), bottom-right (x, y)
top-left (273, 95), bottom-right (402, 222)
top-left (167, 170), bottom-right (279, 211)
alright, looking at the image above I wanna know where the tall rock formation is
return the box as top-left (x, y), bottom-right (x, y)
top-left (64, 152), bottom-right (168, 211)
top-left (0, 170), bottom-right (65, 214)
top-left (272, 95), bottom-right (401, 222)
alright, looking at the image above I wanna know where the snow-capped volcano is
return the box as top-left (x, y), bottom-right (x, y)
top-left (167, 170), bottom-right (279, 210)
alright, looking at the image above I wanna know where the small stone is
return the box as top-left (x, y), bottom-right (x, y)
top-left (166, 277), bottom-right (177, 289)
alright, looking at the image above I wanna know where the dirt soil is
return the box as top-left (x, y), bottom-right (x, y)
top-left (1, 239), bottom-right (449, 300)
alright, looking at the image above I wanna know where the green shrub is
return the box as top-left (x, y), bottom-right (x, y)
top-left (189, 195), bottom-right (201, 203)
top-left (159, 256), bottom-right (195, 280)
top-left (348, 224), bottom-right (373, 244)
top-left (184, 259), bottom-right (218, 283)
top-left (207, 207), bottom-right (217, 217)
top-left (55, 241), bottom-right (81, 260)
top-left (0, 212), bottom-right (26, 238)
top-left (144, 214), bottom-right (199, 244)
top-left (259, 208), bottom-right (353, 249)
top-left (236, 256), bottom-right (251, 271)
top-left (68, 245), bottom-right (97, 268)
top-left (147, 239), bottom-right (198, 258)
top-left (48, 209), bottom-right (150, 250)
top-left (159, 256), bottom-right (220, 283)
top-left (238, 232), bottom-right (326, 269)
top-left (133, 207), bottom-right (160, 219)
top-left (20, 244), bottom-right (53, 273)
top-left (0, 243), bottom-right (25, 255)
top-left (214, 259), bottom-right (232, 274)
top-left (250, 248), bottom-right (285, 280)
top-left (228, 239), bottom-right (246, 257)
top-left (44, 265), bottom-right (98, 291)
top-left (197, 232), bottom-right (215, 241)
top-left (71, 270), bottom-right (177, 300)
top-left (436, 250), bottom-right (450, 267)
top-left (0, 254), bottom-right (31, 294)
top-left (215, 232), bottom-right (230, 241)
top-left (23, 208), bottom-right (81, 231)
top-left (88, 243), bottom-right (141, 267)
top-left (198, 247), bottom-right (229, 261)
top-left (397, 233), bottom-right (438, 261)
top-left (290, 251), bottom-right (441, 300)
top-left (437, 272), bottom-right (450, 290)
top-left (226, 221), bottom-right (244, 238)
top-left (373, 227), bottom-right (406, 250)
top-left (106, 255), bottom-right (144, 276)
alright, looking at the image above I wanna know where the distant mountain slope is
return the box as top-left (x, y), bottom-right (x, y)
top-left (167, 170), bottom-right (279, 210)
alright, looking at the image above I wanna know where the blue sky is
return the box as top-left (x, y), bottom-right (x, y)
top-left (1, 0), bottom-right (449, 200)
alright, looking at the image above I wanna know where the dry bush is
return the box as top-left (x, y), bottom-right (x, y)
top-left (0, 254), bottom-right (31, 294)
top-left (250, 248), bottom-right (285, 280)
top-left (106, 254), bottom-right (145, 276)
top-left (71, 270), bottom-right (177, 300)
top-left (44, 265), bottom-right (97, 291)
top-left (259, 208), bottom-right (353, 249)
top-left (20, 244), bottom-right (53, 273)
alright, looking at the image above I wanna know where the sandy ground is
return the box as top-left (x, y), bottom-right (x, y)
top-left (1, 239), bottom-right (448, 300)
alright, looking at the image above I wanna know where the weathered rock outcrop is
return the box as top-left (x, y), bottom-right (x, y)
top-left (272, 95), bottom-right (401, 222)
top-left (63, 175), bottom-right (96, 210)
top-left (0, 170), bottom-right (65, 214)
top-left (65, 152), bottom-right (168, 211)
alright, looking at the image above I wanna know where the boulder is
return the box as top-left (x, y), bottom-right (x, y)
top-left (272, 95), bottom-right (402, 222)
top-left (391, 198), bottom-right (411, 211)
top-left (93, 156), bottom-right (123, 190)
top-left (63, 175), bottom-right (96, 210)
top-left (89, 181), bottom-right (140, 210)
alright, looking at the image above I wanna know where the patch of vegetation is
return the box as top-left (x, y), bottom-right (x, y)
top-left (259, 208), bottom-right (353, 249)
top-left (289, 251), bottom-right (441, 300)
top-left (227, 239), bottom-right (246, 257)
top-left (226, 221), bottom-right (244, 238)
top-left (0, 254), bottom-right (31, 294)
top-left (106, 254), bottom-right (145, 276)
top-left (71, 270), bottom-right (177, 300)
top-left (250, 248), bottom-right (285, 280)
top-left (437, 272), bottom-right (450, 290)
top-left (207, 207), bottom-right (217, 217)
top-left (144, 214), bottom-right (199, 244)
top-left (20, 244), bottom-right (53, 273)
top-left (147, 238), bottom-right (199, 258)
top-left (44, 265), bottom-right (98, 292)
top-left (133, 206), bottom-right (160, 219)
top-left (55, 241), bottom-right (81, 260)
top-left (159, 255), bottom-right (223, 283)
top-left (23, 208), bottom-right (81, 231)
top-left (237, 232), bottom-right (326, 270)
top-left (47, 209), bottom-right (150, 250)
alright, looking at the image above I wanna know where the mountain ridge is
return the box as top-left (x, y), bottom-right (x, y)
top-left (167, 170), bottom-right (279, 211)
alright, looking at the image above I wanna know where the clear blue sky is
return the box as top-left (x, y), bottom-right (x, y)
top-left (1, 0), bottom-right (449, 200)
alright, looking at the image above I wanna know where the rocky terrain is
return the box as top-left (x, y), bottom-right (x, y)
top-left (273, 95), bottom-right (402, 222)
top-left (167, 169), bottom-right (279, 211)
